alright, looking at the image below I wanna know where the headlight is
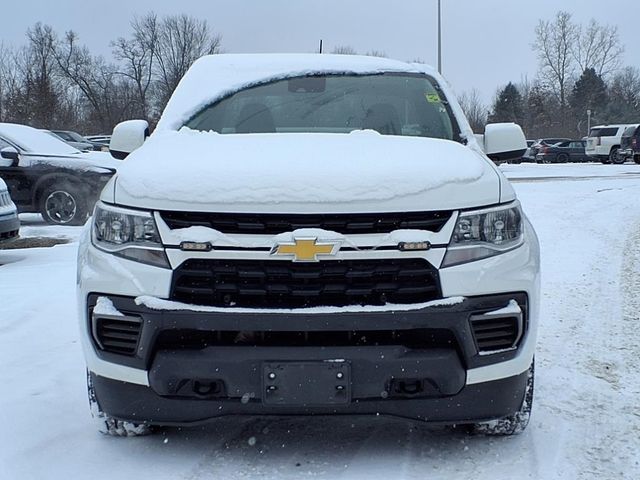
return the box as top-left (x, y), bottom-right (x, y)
top-left (442, 201), bottom-right (524, 267)
top-left (91, 202), bottom-right (169, 268)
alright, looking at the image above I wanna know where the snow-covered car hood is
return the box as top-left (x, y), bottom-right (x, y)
top-left (111, 129), bottom-right (500, 213)
top-left (24, 150), bottom-right (120, 172)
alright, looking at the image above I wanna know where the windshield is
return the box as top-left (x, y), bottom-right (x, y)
top-left (65, 131), bottom-right (88, 143)
top-left (0, 124), bottom-right (80, 155)
top-left (185, 73), bottom-right (459, 141)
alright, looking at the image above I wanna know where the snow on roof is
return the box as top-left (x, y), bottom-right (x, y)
top-left (155, 53), bottom-right (440, 132)
top-left (0, 123), bottom-right (80, 156)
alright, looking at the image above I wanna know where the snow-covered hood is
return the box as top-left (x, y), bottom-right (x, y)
top-left (24, 150), bottom-right (120, 172)
top-left (112, 129), bottom-right (500, 213)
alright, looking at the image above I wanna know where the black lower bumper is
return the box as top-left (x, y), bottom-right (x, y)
top-left (92, 369), bottom-right (528, 426)
top-left (0, 215), bottom-right (19, 240)
top-left (88, 292), bottom-right (530, 425)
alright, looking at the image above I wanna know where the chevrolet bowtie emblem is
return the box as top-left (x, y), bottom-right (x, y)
top-left (271, 238), bottom-right (341, 262)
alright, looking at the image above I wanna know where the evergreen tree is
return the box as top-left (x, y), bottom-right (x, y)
top-left (525, 83), bottom-right (563, 138)
top-left (569, 68), bottom-right (608, 119)
top-left (488, 83), bottom-right (524, 124)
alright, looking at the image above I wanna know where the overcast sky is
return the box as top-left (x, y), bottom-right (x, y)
top-left (2, 0), bottom-right (639, 104)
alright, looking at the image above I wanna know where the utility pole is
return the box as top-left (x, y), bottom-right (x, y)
top-left (319, 39), bottom-right (323, 54)
top-left (438, 0), bottom-right (442, 74)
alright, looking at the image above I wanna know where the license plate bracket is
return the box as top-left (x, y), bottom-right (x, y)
top-left (262, 361), bottom-right (351, 406)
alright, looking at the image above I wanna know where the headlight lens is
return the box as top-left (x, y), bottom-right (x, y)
top-left (442, 202), bottom-right (524, 267)
top-left (91, 202), bottom-right (169, 268)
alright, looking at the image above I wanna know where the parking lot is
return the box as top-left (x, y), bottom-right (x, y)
top-left (1, 163), bottom-right (639, 480)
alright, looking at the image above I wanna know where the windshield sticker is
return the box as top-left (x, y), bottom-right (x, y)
top-left (425, 93), bottom-right (442, 103)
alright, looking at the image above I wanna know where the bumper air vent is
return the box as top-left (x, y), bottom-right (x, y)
top-left (469, 301), bottom-right (523, 354)
top-left (92, 313), bottom-right (142, 356)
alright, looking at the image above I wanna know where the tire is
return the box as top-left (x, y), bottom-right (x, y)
top-left (39, 181), bottom-right (89, 226)
top-left (87, 371), bottom-right (153, 437)
top-left (471, 359), bottom-right (534, 436)
top-left (634, 155), bottom-right (640, 165)
top-left (610, 147), bottom-right (624, 164)
top-left (556, 153), bottom-right (569, 163)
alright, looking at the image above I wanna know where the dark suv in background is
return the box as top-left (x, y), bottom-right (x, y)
top-left (620, 125), bottom-right (640, 164)
top-left (528, 138), bottom-right (571, 160)
top-left (535, 140), bottom-right (589, 163)
top-left (0, 123), bottom-right (118, 225)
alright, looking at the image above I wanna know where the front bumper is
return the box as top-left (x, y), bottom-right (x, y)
top-left (91, 368), bottom-right (529, 426)
top-left (0, 213), bottom-right (19, 241)
top-left (86, 292), bottom-right (532, 425)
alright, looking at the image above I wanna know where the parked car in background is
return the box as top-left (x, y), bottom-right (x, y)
top-left (535, 140), bottom-right (589, 163)
top-left (528, 138), bottom-right (571, 160)
top-left (518, 140), bottom-right (536, 163)
top-left (85, 135), bottom-right (112, 150)
top-left (48, 130), bottom-right (96, 152)
top-left (619, 125), bottom-right (640, 164)
top-left (0, 177), bottom-right (19, 242)
top-left (0, 123), bottom-right (118, 225)
top-left (585, 124), bottom-right (639, 164)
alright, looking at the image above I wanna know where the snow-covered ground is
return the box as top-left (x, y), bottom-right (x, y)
top-left (1, 163), bottom-right (639, 479)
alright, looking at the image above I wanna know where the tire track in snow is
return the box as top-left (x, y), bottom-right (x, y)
top-left (180, 417), bottom-right (266, 480)
top-left (592, 218), bottom-right (640, 477)
top-left (562, 215), bottom-right (640, 479)
top-left (577, 217), bottom-right (640, 479)
top-left (333, 419), bottom-right (414, 480)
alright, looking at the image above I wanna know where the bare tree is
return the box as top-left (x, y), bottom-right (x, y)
top-left (330, 46), bottom-right (386, 57)
top-left (365, 50), bottom-right (387, 58)
top-left (153, 14), bottom-right (222, 109)
top-left (605, 66), bottom-right (640, 122)
top-left (610, 67), bottom-right (640, 106)
top-left (533, 11), bottom-right (577, 113)
top-left (0, 43), bottom-right (17, 121)
top-left (112, 13), bottom-right (159, 119)
top-left (573, 20), bottom-right (624, 78)
top-left (458, 89), bottom-right (487, 133)
top-left (331, 45), bottom-right (357, 55)
top-left (52, 30), bottom-right (137, 132)
top-left (10, 23), bottom-right (61, 127)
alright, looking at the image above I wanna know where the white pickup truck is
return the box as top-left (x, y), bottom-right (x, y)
top-left (77, 54), bottom-right (540, 437)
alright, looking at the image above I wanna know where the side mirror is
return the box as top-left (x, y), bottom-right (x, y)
top-left (483, 123), bottom-right (527, 163)
top-left (0, 146), bottom-right (19, 166)
top-left (109, 120), bottom-right (149, 160)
